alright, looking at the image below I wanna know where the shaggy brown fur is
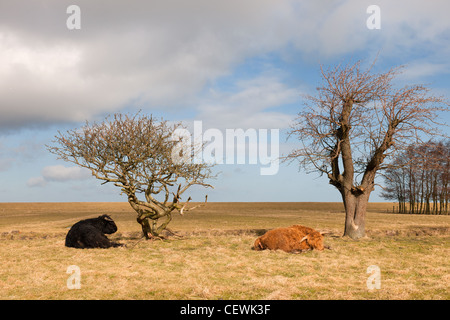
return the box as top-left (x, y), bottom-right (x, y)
top-left (252, 225), bottom-right (325, 253)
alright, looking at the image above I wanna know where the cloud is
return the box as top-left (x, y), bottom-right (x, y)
top-left (0, 0), bottom-right (299, 131)
top-left (398, 61), bottom-right (450, 81)
top-left (0, 134), bottom-right (49, 174)
top-left (41, 165), bottom-right (91, 182)
top-left (1, 0), bottom-right (449, 132)
top-left (0, 158), bottom-right (14, 172)
top-left (195, 76), bottom-right (299, 129)
top-left (27, 176), bottom-right (47, 188)
top-left (27, 165), bottom-right (91, 187)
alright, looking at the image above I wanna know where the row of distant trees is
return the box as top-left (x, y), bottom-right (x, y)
top-left (381, 140), bottom-right (449, 215)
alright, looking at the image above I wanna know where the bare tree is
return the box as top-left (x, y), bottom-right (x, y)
top-left (382, 140), bottom-right (449, 215)
top-left (380, 154), bottom-right (409, 213)
top-left (287, 60), bottom-right (448, 239)
top-left (48, 113), bottom-right (214, 239)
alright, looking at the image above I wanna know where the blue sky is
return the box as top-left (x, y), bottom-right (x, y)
top-left (0, 0), bottom-right (449, 203)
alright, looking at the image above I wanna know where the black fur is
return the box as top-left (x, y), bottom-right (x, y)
top-left (65, 214), bottom-right (122, 249)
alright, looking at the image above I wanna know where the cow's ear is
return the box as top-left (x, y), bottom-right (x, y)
top-left (101, 215), bottom-right (114, 221)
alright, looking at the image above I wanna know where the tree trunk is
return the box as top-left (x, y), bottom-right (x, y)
top-left (128, 194), bottom-right (169, 239)
top-left (136, 209), bottom-right (172, 239)
top-left (342, 191), bottom-right (370, 239)
top-left (136, 214), bottom-right (153, 239)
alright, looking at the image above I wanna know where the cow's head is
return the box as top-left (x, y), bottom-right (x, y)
top-left (98, 214), bottom-right (118, 234)
top-left (300, 231), bottom-right (325, 251)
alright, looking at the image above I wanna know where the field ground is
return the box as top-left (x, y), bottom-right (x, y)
top-left (0, 202), bottom-right (449, 300)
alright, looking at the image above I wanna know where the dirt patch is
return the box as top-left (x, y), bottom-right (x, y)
top-left (405, 226), bottom-right (449, 237)
top-left (112, 228), bottom-right (269, 240)
top-left (367, 226), bottom-right (449, 237)
top-left (0, 230), bottom-right (66, 240)
top-left (183, 228), bottom-right (269, 237)
top-left (2, 225), bottom-right (447, 242)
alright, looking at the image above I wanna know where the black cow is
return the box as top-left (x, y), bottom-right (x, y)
top-left (65, 214), bottom-right (123, 249)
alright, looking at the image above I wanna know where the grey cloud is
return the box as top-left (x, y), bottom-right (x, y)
top-left (0, 158), bottom-right (14, 172)
top-left (1, 0), bottom-right (449, 131)
top-left (0, 0), bottom-right (299, 131)
top-left (0, 136), bottom-right (46, 171)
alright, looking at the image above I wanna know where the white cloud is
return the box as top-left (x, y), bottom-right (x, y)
top-left (27, 165), bottom-right (91, 188)
top-left (196, 77), bottom-right (299, 129)
top-left (398, 61), bottom-right (450, 81)
top-left (26, 176), bottom-right (47, 188)
top-left (41, 165), bottom-right (91, 182)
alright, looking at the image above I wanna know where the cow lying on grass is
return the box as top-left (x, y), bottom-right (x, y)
top-left (65, 214), bottom-right (123, 249)
top-left (252, 225), bottom-right (329, 253)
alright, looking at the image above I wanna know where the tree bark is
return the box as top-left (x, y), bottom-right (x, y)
top-left (342, 191), bottom-right (370, 239)
top-left (137, 215), bottom-right (152, 239)
top-left (135, 210), bottom-right (173, 239)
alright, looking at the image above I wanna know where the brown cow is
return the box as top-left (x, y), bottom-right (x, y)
top-left (252, 225), bottom-right (328, 253)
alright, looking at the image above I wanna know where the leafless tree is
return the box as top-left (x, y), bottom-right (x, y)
top-left (287, 60), bottom-right (448, 239)
top-left (382, 140), bottom-right (449, 215)
top-left (48, 113), bottom-right (214, 239)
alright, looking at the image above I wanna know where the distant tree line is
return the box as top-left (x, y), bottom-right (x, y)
top-left (381, 140), bottom-right (449, 214)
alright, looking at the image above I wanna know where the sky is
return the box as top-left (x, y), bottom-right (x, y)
top-left (0, 0), bottom-right (449, 203)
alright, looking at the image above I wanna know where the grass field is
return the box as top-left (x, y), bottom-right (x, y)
top-left (0, 202), bottom-right (449, 300)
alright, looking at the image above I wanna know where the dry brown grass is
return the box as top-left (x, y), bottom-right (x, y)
top-left (0, 202), bottom-right (449, 300)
